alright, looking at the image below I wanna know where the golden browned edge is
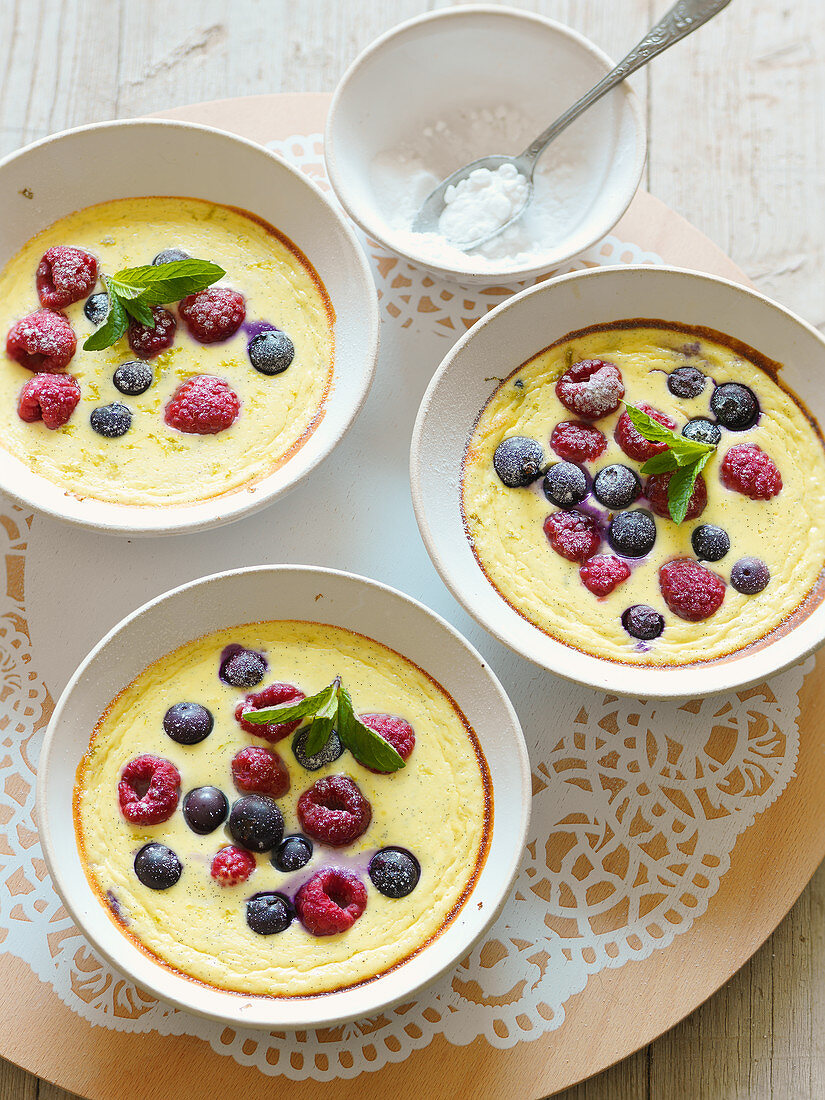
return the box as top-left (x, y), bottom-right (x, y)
top-left (460, 317), bottom-right (825, 668)
top-left (73, 618), bottom-right (493, 1000)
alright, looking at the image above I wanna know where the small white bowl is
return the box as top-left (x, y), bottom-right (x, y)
top-left (37, 565), bottom-right (530, 1029)
top-left (326, 5), bottom-right (645, 287)
top-left (411, 265), bottom-right (825, 698)
top-left (0, 120), bottom-right (379, 536)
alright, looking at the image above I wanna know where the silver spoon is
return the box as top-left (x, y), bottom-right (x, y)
top-left (412, 0), bottom-right (733, 250)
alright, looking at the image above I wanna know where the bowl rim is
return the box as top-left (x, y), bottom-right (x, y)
top-left (36, 563), bottom-right (531, 1029)
top-left (0, 118), bottom-right (380, 537)
top-left (410, 263), bottom-right (825, 698)
top-left (325, 3), bottom-right (647, 285)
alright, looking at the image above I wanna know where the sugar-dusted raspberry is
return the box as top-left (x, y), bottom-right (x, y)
top-left (614, 403), bottom-right (677, 462)
top-left (235, 682), bottom-right (305, 743)
top-left (645, 472), bottom-right (708, 521)
top-left (720, 443), bottom-right (782, 500)
top-left (164, 375), bottom-right (240, 435)
top-left (579, 555), bottom-right (631, 596)
top-left (179, 287), bottom-right (246, 344)
top-left (555, 359), bottom-right (624, 421)
top-left (295, 867), bottom-right (367, 936)
top-left (550, 420), bottom-right (607, 463)
top-left (118, 754), bottom-right (180, 825)
top-left (659, 558), bottom-right (726, 621)
top-left (210, 845), bottom-right (256, 887)
top-left (6, 309), bottom-right (76, 372)
top-left (17, 373), bottom-right (80, 429)
top-left (36, 246), bottom-right (98, 309)
top-left (297, 774), bottom-right (372, 847)
top-left (543, 509), bottom-right (601, 563)
top-left (128, 306), bottom-right (177, 359)
top-left (358, 714), bottom-right (415, 774)
top-left (231, 745), bottom-right (290, 798)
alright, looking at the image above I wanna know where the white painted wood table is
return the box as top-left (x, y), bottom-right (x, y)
top-left (1, 1), bottom-right (824, 1097)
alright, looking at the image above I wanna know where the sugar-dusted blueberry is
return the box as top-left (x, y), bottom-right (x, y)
top-left (682, 417), bottom-right (722, 446)
top-left (113, 360), bottom-right (153, 396)
top-left (90, 402), bottom-right (132, 438)
top-left (246, 891), bottom-right (294, 935)
top-left (621, 605), bottom-right (665, 641)
top-left (220, 644), bottom-right (268, 688)
top-left (134, 842), bottom-right (182, 890)
top-left (731, 556), bottom-right (770, 594)
top-left (692, 524), bottom-right (730, 562)
top-left (248, 330), bottom-right (295, 376)
top-left (608, 510), bottom-right (656, 558)
top-left (228, 794), bottom-right (284, 853)
top-left (162, 701), bottom-right (214, 745)
top-left (493, 436), bottom-right (545, 488)
top-left (368, 847), bottom-right (421, 899)
top-left (711, 383), bottom-right (759, 430)
top-left (84, 292), bottom-right (109, 326)
top-left (542, 462), bottom-right (588, 508)
top-left (272, 834), bottom-right (313, 873)
top-left (292, 725), bottom-right (344, 771)
top-left (593, 464), bottom-right (641, 510)
top-left (152, 248), bottom-right (189, 266)
top-left (668, 365), bottom-right (706, 399)
top-left (182, 786), bottom-right (229, 835)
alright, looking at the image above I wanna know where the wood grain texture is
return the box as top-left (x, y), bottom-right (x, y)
top-left (1, 1), bottom-right (823, 1097)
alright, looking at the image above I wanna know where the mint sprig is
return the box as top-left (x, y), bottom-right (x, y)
top-left (623, 403), bottom-right (717, 524)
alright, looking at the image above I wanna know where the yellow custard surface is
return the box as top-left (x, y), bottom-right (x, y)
top-left (0, 197), bottom-right (334, 506)
top-left (75, 621), bottom-right (491, 997)
top-left (462, 323), bottom-right (825, 666)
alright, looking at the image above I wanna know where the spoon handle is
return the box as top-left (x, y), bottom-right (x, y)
top-left (519, 0), bottom-right (732, 165)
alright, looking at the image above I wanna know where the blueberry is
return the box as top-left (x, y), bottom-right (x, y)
top-left (228, 794), bottom-right (284, 853)
top-left (292, 725), bottom-right (344, 771)
top-left (182, 786), bottom-right (228, 835)
top-left (152, 248), bottom-right (189, 266)
top-left (162, 702), bottom-right (214, 745)
top-left (682, 417), bottom-right (722, 446)
top-left (621, 605), bottom-right (665, 641)
top-left (248, 330), bottom-right (295, 376)
top-left (84, 292), bottom-right (109, 326)
top-left (113, 360), bottom-right (153, 396)
top-left (134, 842), bottom-right (182, 890)
top-left (493, 436), bottom-right (545, 488)
top-left (368, 847), bottom-right (421, 899)
top-left (608, 510), bottom-right (656, 557)
top-left (272, 834), bottom-right (313, 873)
top-left (219, 645), bottom-right (268, 688)
top-left (667, 365), bottom-right (706, 399)
top-left (90, 402), bottom-right (132, 438)
top-left (593, 464), bottom-right (641, 510)
top-left (246, 891), bottom-right (294, 935)
top-left (711, 383), bottom-right (759, 430)
top-left (543, 462), bottom-right (588, 508)
top-left (692, 524), bottom-right (730, 562)
top-left (731, 557), bottom-right (770, 594)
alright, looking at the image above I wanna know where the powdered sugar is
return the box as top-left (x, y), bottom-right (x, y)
top-left (439, 163), bottom-right (529, 246)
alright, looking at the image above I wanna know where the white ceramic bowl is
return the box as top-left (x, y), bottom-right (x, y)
top-left (411, 265), bottom-right (825, 698)
top-left (326, 5), bottom-right (645, 287)
top-left (37, 565), bottom-right (530, 1029)
top-left (0, 120), bottom-right (379, 536)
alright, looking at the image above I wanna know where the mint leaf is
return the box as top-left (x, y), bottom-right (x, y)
top-left (121, 296), bottom-right (155, 328)
top-left (113, 259), bottom-right (225, 306)
top-left (640, 451), bottom-right (679, 476)
top-left (337, 686), bottom-right (406, 773)
top-left (242, 683), bottom-right (334, 726)
top-left (302, 679), bottom-right (341, 756)
top-left (666, 452), bottom-right (712, 524)
top-left (623, 403), bottom-right (677, 446)
top-left (83, 286), bottom-right (127, 351)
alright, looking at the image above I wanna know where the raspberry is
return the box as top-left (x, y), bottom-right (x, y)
top-left (555, 359), bottom-right (624, 420)
top-left (358, 714), bottom-right (416, 774)
top-left (35, 246), bottom-right (98, 309)
top-left (659, 558), bottom-right (726, 621)
top-left (179, 288), bottom-right (246, 343)
top-left (550, 420), bottom-right (607, 463)
top-left (118, 754), bottom-right (180, 825)
top-left (579, 555), bottom-right (631, 596)
top-left (17, 373), bottom-right (80, 428)
top-left (128, 306), bottom-right (177, 358)
top-left (231, 745), bottom-right (290, 798)
top-left (645, 472), bottom-right (708, 521)
top-left (720, 443), bottom-right (782, 500)
top-left (164, 375), bottom-right (240, 435)
top-left (6, 309), bottom-right (76, 372)
top-left (544, 509), bottom-right (601, 563)
top-left (295, 868), bottom-right (367, 936)
top-left (297, 774), bottom-right (372, 847)
top-left (235, 682), bottom-right (305, 743)
top-left (210, 845), bottom-right (256, 887)
top-left (614, 404), bottom-right (677, 462)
